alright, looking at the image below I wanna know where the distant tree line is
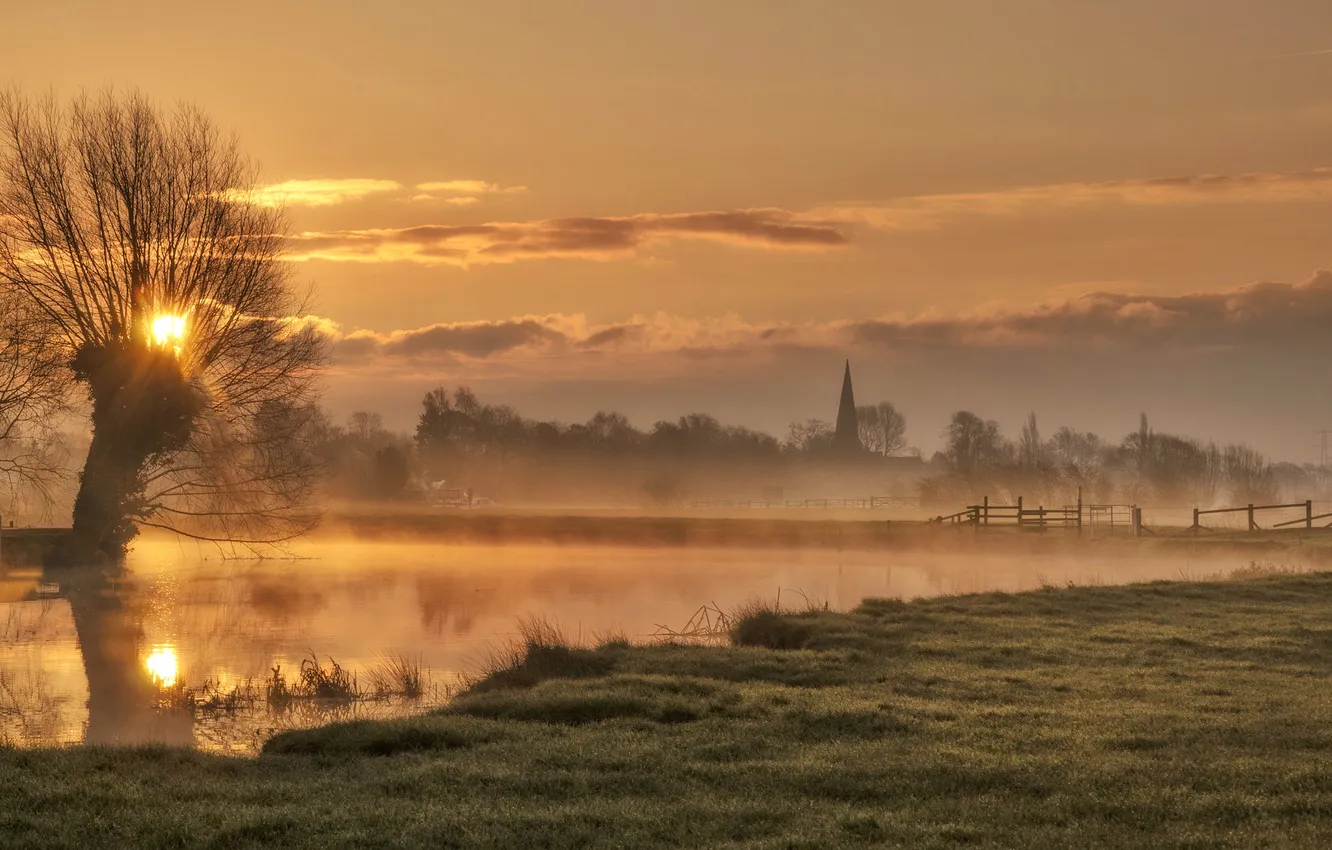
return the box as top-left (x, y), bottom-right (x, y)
top-left (922, 411), bottom-right (1318, 508)
top-left (298, 386), bottom-right (914, 504)
top-left (64, 386), bottom-right (1312, 512)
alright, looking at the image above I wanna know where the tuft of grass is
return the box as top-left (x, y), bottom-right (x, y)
top-left (464, 614), bottom-right (620, 694)
top-left (298, 655), bottom-right (360, 701)
top-left (1226, 559), bottom-right (1307, 581)
top-left (727, 593), bottom-right (831, 650)
top-left (368, 653), bottom-right (425, 699)
top-left (265, 665), bottom-right (293, 709)
top-left (265, 654), bottom-right (369, 707)
top-left (729, 606), bottom-right (812, 650)
top-left (591, 626), bottom-right (632, 651)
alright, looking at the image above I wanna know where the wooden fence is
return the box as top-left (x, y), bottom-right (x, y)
top-left (927, 496), bottom-right (1332, 536)
top-left (1190, 500), bottom-right (1330, 532)
top-left (931, 494), bottom-right (1143, 535)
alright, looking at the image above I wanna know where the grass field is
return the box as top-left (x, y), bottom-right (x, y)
top-left (6, 569), bottom-right (1332, 847)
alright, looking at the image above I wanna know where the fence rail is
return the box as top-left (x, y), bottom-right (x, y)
top-left (930, 496), bottom-right (1332, 536)
top-left (929, 492), bottom-right (1144, 535)
top-left (1191, 500), bottom-right (1325, 532)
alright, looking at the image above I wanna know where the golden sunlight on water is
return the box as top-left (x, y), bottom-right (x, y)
top-left (144, 646), bottom-right (178, 689)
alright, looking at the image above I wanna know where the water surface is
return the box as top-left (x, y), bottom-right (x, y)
top-left (0, 536), bottom-right (1256, 753)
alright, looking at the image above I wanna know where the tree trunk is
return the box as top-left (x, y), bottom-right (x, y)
top-left (69, 428), bottom-right (147, 563)
top-left (65, 342), bottom-right (201, 563)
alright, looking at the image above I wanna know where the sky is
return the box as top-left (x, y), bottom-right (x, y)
top-left (8, 0), bottom-right (1332, 460)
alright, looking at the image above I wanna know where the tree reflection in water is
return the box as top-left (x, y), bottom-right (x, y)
top-left (51, 564), bottom-right (193, 746)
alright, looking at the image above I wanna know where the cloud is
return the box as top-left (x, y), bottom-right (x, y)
top-left (317, 272), bottom-right (1332, 369)
top-left (411, 180), bottom-right (529, 205)
top-left (815, 168), bottom-right (1332, 230)
top-left (229, 177), bottom-right (526, 208)
top-left (372, 319), bottom-right (567, 358)
top-left (415, 180), bottom-right (528, 195)
top-left (845, 271), bottom-right (1332, 350)
top-left (286, 208), bottom-right (849, 266)
top-left (240, 179), bottom-right (403, 207)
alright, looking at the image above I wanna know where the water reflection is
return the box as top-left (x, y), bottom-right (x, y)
top-left (0, 537), bottom-right (1270, 752)
top-left (57, 566), bottom-right (194, 746)
top-left (144, 646), bottom-right (178, 688)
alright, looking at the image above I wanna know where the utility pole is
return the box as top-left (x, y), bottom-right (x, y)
top-left (1319, 430), bottom-right (1331, 468)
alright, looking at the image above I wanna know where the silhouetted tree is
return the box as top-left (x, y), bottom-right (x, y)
top-left (1047, 426), bottom-right (1110, 502)
top-left (572, 411), bottom-right (641, 451)
top-left (347, 411), bottom-right (385, 443)
top-left (415, 387), bottom-right (457, 480)
top-left (0, 288), bottom-right (67, 513)
top-left (784, 419), bottom-right (834, 454)
top-left (1223, 443), bottom-right (1277, 504)
top-left (1120, 416), bottom-right (1219, 504)
top-left (856, 402), bottom-right (906, 456)
top-left (0, 90), bottom-right (325, 558)
top-left (943, 411), bottom-right (1008, 477)
top-left (1017, 412), bottom-right (1045, 469)
top-left (650, 414), bottom-right (781, 458)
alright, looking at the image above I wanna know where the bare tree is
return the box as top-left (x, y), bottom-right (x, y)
top-left (0, 90), bottom-right (326, 559)
top-left (942, 411), bottom-right (1008, 478)
top-left (1223, 443), bottom-right (1277, 505)
top-left (784, 418), bottom-right (834, 454)
top-left (1017, 412), bottom-right (1045, 469)
top-left (856, 401), bottom-right (906, 456)
top-left (347, 411), bottom-right (384, 443)
top-left (1048, 426), bottom-right (1109, 501)
top-left (0, 287), bottom-right (68, 515)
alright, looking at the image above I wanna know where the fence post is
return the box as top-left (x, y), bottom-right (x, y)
top-left (1192, 508), bottom-right (1200, 535)
top-left (1307, 500), bottom-right (1314, 530)
top-left (982, 496), bottom-right (989, 528)
top-left (1077, 487), bottom-right (1083, 535)
top-left (1017, 495), bottom-right (1023, 526)
top-left (1248, 503), bottom-right (1256, 532)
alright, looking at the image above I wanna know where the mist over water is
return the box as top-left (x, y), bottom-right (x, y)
top-left (0, 534), bottom-right (1277, 753)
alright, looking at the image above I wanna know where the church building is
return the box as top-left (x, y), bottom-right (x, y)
top-left (832, 359), bottom-right (864, 455)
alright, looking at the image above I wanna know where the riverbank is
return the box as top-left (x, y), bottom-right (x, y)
top-left (6, 570), bottom-right (1332, 847)
top-left (322, 504), bottom-right (1332, 556)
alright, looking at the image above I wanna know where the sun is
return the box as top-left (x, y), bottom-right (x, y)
top-left (151, 314), bottom-right (187, 352)
top-left (144, 645), bottom-right (178, 688)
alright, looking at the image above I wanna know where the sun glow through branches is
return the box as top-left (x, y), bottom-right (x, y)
top-left (151, 314), bottom-right (187, 354)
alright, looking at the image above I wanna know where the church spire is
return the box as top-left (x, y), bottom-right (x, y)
top-left (833, 359), bottom-right (862, 454)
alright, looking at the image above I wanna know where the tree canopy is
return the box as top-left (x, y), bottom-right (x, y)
top-left (0, 90), bottom-right (326, 557)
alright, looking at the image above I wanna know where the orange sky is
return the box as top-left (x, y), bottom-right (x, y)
top-left (10, 0), bottom-right (1332, 458)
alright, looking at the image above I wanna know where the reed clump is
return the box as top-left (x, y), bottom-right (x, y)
top-left (369, 653), bottom-right (425, 699)
top-left (465, 615), bottom-right (620, 694)
top-left (258, 653), bottom-right (427, 709)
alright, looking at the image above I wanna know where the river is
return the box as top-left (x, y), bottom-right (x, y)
top-left (0, 534), bottom-right (1258, 753)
